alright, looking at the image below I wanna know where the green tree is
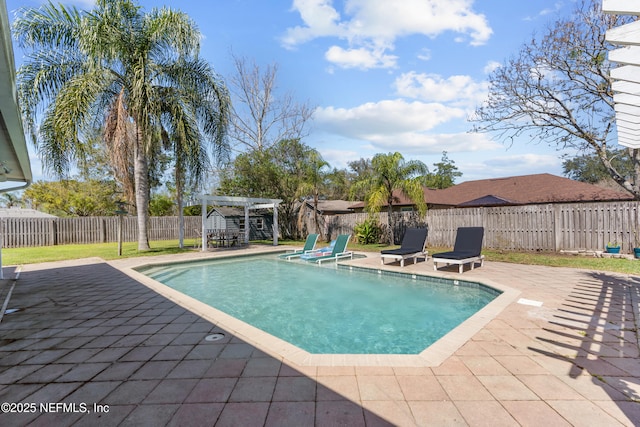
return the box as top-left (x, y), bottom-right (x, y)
top-left (149, 193), bottom-right (176, 216)
top-left (23, 180), bottom-right (119, 216)
top-left (15, 0), bottom-right (230, 249)
top-left (325, 167), bottom-right (351, 200)
top-left (472, 0), bottom-right (639, 199)
top-left (563, 149), bottom-right (635, 184)
top-left (347, 158), bottom-right (374, 200)
top-left (219, 139), bottom-right (325, 239)
top-left (352, 152), bottom-right (428, 244)
top-left (425, 151), bottom-right (462, 189)
top-left (296, 150), bottom-right (329, 239)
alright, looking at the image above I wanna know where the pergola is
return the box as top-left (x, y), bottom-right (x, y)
top-left (603, 0), bottom-right (640, 149)
top-left (200, 195), bottom-right (282, 251)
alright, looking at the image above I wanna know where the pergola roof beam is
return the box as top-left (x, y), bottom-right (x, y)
top-left (617, 140), bottom-right (640, 148)
top-left (602, 0), bottom-right (640, 15)
top-left (610, 65), bottom-right (640, 84)
top-left (616, 113), bottom-right (640, 125)
top-left (612, 80), bottom-right (640, 94)
top-left (612, 92), bottom-right (640, 106)
top-left (606, 20), bottom-right (640, 45)
top-left (617, 129), bottom-right (640, 138)
top-left (616, 122), bottom-right (640, 133)
top-left (608, 46), bottom-right (640, 66)
top-left (615, 103), bottom-right (640, 115)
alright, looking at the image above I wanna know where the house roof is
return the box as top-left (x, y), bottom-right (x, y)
top-left (349, 173), bottom-right (634, 209)
top-left (432, 173), bottom-right (634, 206)
top-left (0, 208), bottom-right (56, 218)
top-left (304, 200), bottom-right (355, 214)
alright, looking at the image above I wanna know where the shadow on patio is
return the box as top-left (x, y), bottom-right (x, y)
top-left (0, 261), bottom-right (393, 426)
top-left (528, 270), bottom-right (640, 423)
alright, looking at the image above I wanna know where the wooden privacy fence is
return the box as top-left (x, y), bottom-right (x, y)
top-left (318, 201), bottom-right (640, 253)
top-left (1, 216), bottom-right (202, 248)
top-left (3, 201), bottom-right (640, 252)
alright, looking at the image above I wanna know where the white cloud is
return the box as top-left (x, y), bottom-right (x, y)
top-left (325, 45), bottom-right (397, 69)
top-left (524, 2), bottom-right (565, 21)
top-left (282, 0), bottom-right (344, 47)
top-left (283, 0), bottom-right (493, 69)
top-left (313, 99), bottom-right (501, 154)
top-left (483, 60), bottom-right (501, 74)
top-left (364, 131), bottom-right (500, 154)
top-left (394, 72), bottom-right (487, 107)
top-left (417, 48), bottom-right (431, 62)
top-left (318, 148), bottom-right (362, 168)
top-left (315, 99), bottom-right (465, 137)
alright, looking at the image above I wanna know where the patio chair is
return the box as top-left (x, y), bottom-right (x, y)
top-left (432, 227), bottom-right (485, 273)
top-left (380, 227), bottom-right (428, 267)
top-left (278, 233), bottom-right (320, 260)
top-left (300, 234), bottom-right (352, 264)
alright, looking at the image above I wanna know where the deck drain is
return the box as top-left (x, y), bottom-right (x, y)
top-left (205, 333), bottom-right (225, 342)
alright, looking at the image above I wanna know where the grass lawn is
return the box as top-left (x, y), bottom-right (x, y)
top-left (3, 239), bottom-right (638, 275)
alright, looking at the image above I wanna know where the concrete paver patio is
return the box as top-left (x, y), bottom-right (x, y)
top-left (0, 246), bottom-right (638, 426)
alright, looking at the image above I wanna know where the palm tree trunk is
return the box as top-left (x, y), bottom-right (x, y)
top-left (134, 132), bottom-right (151, 251)
top-left (176, 164), bottom-right (184, 249)
top-left (387, 204), bottom-right (394, 245)
top-left (313, 191), bottom-right (321, 239)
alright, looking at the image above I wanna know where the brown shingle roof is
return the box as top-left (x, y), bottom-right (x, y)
top-left (348, 173), bottom-right (634, 209)
top-left (431, 173), bottom-right (634, 206)
top-left (304, 200), bottom-right (355, 214)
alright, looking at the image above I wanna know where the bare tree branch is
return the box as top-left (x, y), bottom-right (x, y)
top-left (472, 0), bottom-right (639, 199)
top-left (228, 54), bottom-right (315, 151)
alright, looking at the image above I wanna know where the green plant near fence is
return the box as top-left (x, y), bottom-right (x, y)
top-left (353, 217), bottom-right (383, 244)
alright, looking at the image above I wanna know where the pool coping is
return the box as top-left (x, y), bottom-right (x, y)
top-left (118, 248), bottom-right (521, 367)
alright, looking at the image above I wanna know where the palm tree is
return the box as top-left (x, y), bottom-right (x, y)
top-left (352, 152), bottom-right (428, 244)
top-left (296, 149), bottom-right (329, 239)
top-left (14, 0), bottom-right (230, 250)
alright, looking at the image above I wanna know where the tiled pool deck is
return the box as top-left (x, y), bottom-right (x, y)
top-left (0, 246), bottom-right (638, 426)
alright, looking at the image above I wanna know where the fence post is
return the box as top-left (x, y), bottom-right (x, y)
top-left (553, 204), bottom-right (561, 252)
top-left (50, 219), bottom-right (57, 246)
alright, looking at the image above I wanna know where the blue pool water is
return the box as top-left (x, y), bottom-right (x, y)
top-left (140, 255), bottom-right (499, 354)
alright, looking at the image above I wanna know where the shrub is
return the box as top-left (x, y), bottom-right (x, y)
top-left (354, 217), bottom-right (382, 244)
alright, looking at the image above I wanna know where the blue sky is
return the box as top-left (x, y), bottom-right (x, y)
top-left (7, 0), bottom-right (581, 184)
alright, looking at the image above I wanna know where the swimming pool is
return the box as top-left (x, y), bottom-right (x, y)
top-left (138, 254), bottom-right (500, 355)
